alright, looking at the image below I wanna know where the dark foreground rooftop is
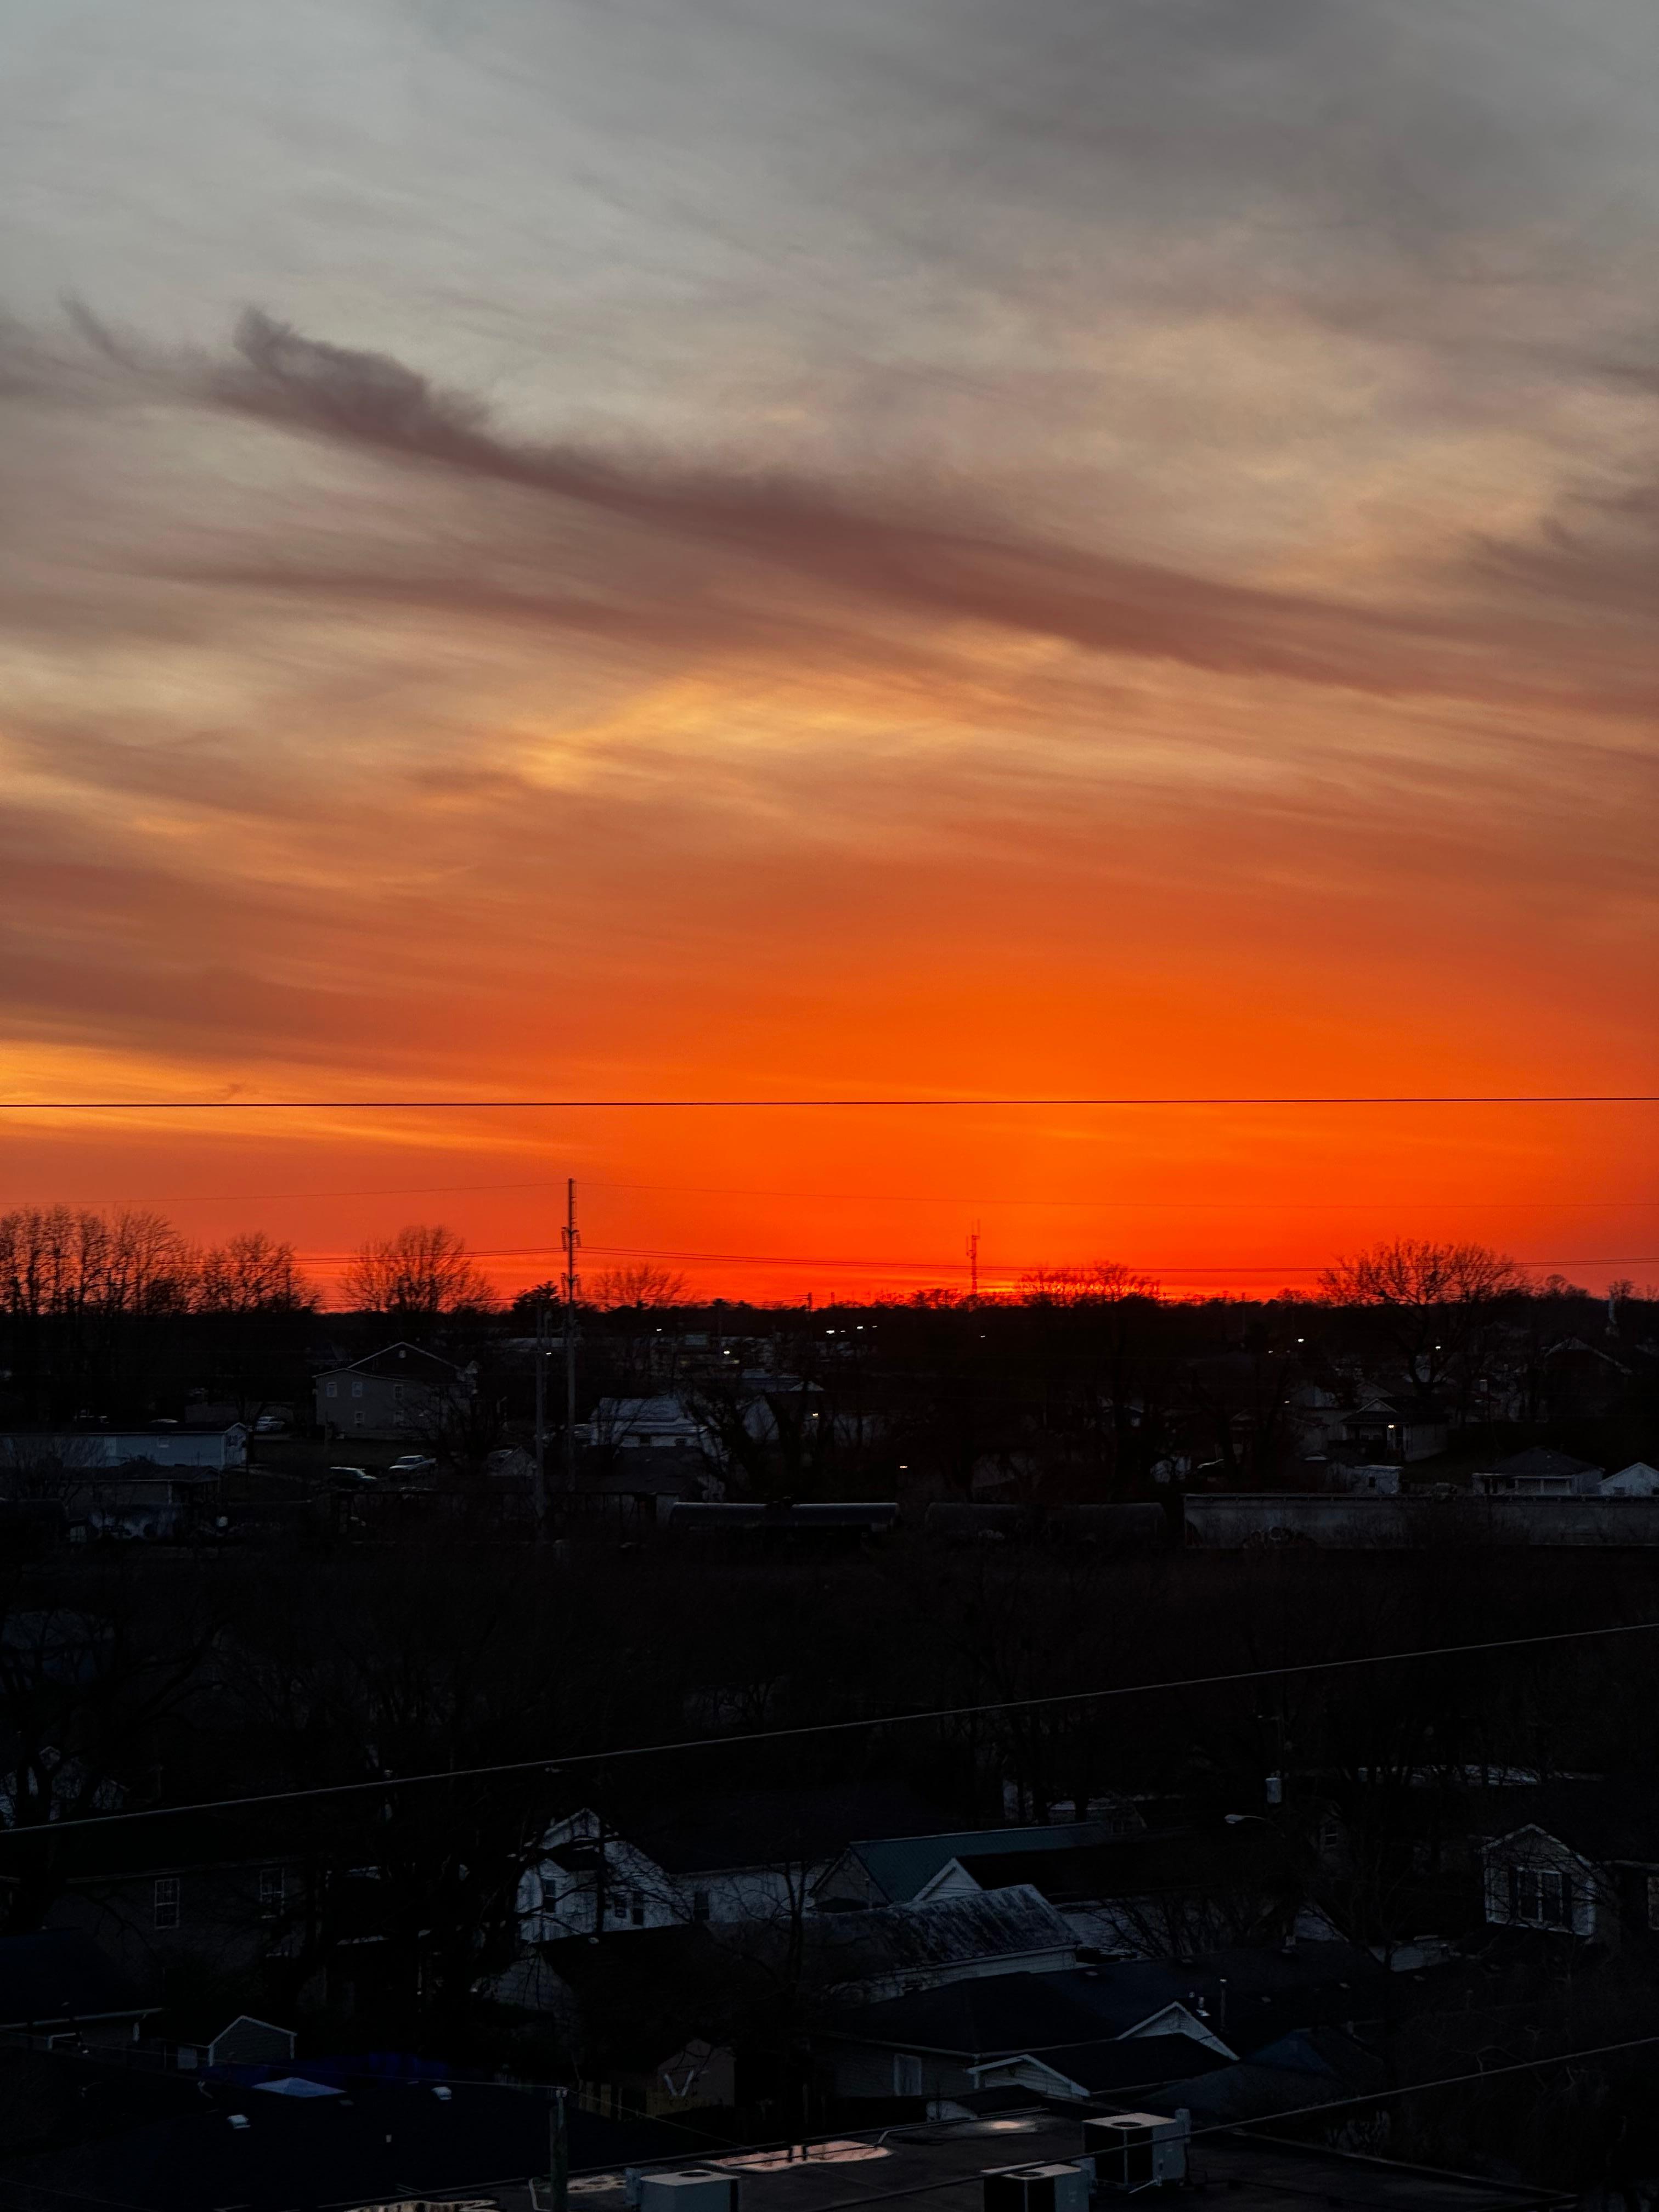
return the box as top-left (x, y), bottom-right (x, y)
top-left (564, 2110), bottom-right (1566, 2212)
top-left (1, 2085), bottom-right (1568, 2212)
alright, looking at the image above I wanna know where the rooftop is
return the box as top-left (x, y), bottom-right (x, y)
top-left (567, 2107), bottom-right (1564, 2212)
top-left (830, 1822), bottom-right (1126, 1905)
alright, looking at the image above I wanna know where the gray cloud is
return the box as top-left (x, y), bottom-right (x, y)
top-left (39, 302), bottom-right (1651, 721)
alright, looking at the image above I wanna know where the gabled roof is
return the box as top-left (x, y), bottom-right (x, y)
top-left (972, 2033), bottom-right (1234, 2096)
top-left (1488, 1447), bottom-right (1603, 1480)
top-left (827, 1945), bottom-right (1386, 2064)
top-left (808, 1885), bottom-right (1075, 1987)
top-left (826, 1964), bottom-right (1197, 2053)
top-left (831, 1820), bottom-right (1123, 1904)
top-left (314, 1341), bottom-right (461, 1384)
top-left (0, 1929), bottom-right (155, 2029)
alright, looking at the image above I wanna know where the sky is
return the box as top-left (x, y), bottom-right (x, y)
top-left (0, 0), bottom-right (1655, 1301)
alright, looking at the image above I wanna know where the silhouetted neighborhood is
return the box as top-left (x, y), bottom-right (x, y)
top-left (0, 1212), bottom-right (1654, 2206)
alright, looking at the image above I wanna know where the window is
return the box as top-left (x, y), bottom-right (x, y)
top-left (326, 1381), bottom-right (338, 1400)
top-left (692, 1889), bottom-right (711, 1924)
top-left (392, 1384), bottom-right (404, 1403)
top-left (259, 1867), bottom-right (286, 1920)
top-left (1508, 1863), bottom-right (1573, 1929)
top-left (153, 1877), bottom-right (180, 1931)
top-left (353, 1412), bottom-right (365, 1427)
top-left (630, 1889), bottom-right (646, 1927)
top-left (893, 2055), bottom-right (923, 2097)
top-left (351, 1381), bottom-right (364, 1400)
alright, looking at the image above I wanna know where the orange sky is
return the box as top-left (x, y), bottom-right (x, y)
top-left (1, 0), bottom-right (1655, 1301)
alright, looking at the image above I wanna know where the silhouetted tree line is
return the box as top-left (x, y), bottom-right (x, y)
top-left (1, 1210), bottom-right (1652, 1487)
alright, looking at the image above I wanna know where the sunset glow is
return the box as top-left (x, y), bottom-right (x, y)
top-left (2, 0), bottom-right (1654, 1300)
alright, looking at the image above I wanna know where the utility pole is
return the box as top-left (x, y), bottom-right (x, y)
top-left (552, 2085), bottom-right (568, 2212)
top-left (533, 1297), bottom-right (548, 1539)
top-left (562, 1178), bottom-right (579, 1493)
top-left (535, 2084), bottom-right (568, 2212)
top-left (967, 1224), bottom-right (980, 1305)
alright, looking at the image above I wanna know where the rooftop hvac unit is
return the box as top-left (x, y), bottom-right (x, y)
top-left (982, 2162), bottom-right (1092, 2212)
top-left (1082, 2112), bottom-right (1190, 2194)
top-left (638, 2171), bottom-right (741, 2212)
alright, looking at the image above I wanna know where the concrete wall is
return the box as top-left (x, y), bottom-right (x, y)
top-left (1184, 1494), bottom-right (1659, 1549)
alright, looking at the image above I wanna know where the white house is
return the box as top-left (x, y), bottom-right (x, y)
top-left (314, 1344), bottom-right (470, 1441)
top-left (1472, 1448), bottom-right (1605, 1498)
top-left (516, 1810), bottom-right (687, 1940)
top-left (582, 1397), bottom-right (719, 1455)
top-left (1481, 1825), bottom-right (1604, 1940)
top-left (1480, 1792), bottom-right (1659, 1947)
top-left (517, 1792), bottom-right (949, 1941)
top-left (1601, 1462), bottom-right (1659, 1498)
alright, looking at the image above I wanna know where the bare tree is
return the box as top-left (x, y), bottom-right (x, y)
top-left (588, 1263), bottom-right (690, 1310)
top-left (195, 1231), bottom-right (313, 1313)
top-left (341, 1224), bottom-right (494, 1323)
top-left (1320, 1238), bottom-right (1526, 1393)
top-left (1017, 1262), bottom-right (1159, 1306)
top-left (0, 1207), bottom-right (195, 1418)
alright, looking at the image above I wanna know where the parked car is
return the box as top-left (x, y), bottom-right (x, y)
top-left (387, 1454), bottom-right (437, 1478)
top-left (254, 1413), bottom-right (288, 1435)
top-left (328, 1465), bottom-right (377, 1490)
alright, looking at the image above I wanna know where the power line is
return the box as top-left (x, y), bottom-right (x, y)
top-left (4, 1176), bottom-right (1651, 1213)
top-left (0, 1094), bottom-right (1655, 1111)
top-left (286, 1240), bottom-right (1659, 1268)
top-left (4, 1615), bottom-right (1655, 1846)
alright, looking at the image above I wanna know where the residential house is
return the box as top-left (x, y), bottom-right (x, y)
top-left (516, 1810), bottom-right (685, 1941)
top-left (814, 1964), bottom-right (1235, 2104)
top-left (895, 1823), bottom-right (1338, 1961)
top-left (1601, 1461), bottom-right (1659, 1498)
top-left (579, 2034), bottom-right (736, 2121)
top-left (573, 1396), bottom-right (727, 1522)
top-left (1150, 2024), bottom-right (1383, 2130)
top-left (1472, 1447), bottom-right (1605, 1498)
top-left (814, 1819), bottom-right (1143, 1911)
top-left (1479, 1783), bottom-right (1659, 1945)
top-left (1340, 1397), bottom-right (1448, 1465)
top-left (802, 1885), bottom-right (1079, 2002)
top-left (515, 1792), bottom-right (1033, 1953)
top-left (633, 1785), bottom-right (946, 1928)
top-left (312, 1342), bottom-right (471, 1441)
top-left (816, 1937), bottom-right (1392, 2109)
top-left (583, 1396), bottom-right (718, 1457)
top-left (44, 1833), bottom-right (311, 1990)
